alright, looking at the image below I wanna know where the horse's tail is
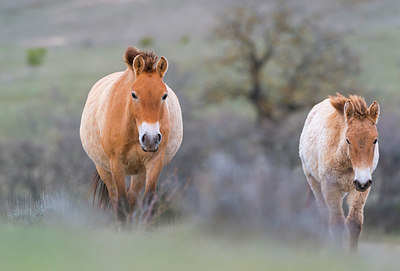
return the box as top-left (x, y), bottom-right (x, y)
top-left (88, 170), bottom-right (111, 210)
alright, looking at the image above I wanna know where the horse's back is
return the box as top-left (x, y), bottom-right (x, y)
top-left (299, 99), bottom-right (336, 179)
top-left (164, 85), bottom-right (183, 165)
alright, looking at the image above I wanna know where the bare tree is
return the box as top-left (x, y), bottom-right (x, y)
top-left (210, 6), bottom-right (360, 124)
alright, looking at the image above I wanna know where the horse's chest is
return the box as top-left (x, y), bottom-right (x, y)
top-left (122, 145), bottom-right (160, 174)
top-left (335, 172), bottom-right (355, 192)
top-left (326, 168), bottom-right (355, 192)
top-left (322, 152), bottom-right (355, 191)
top-left (123, 147), bottom-right (144, 174)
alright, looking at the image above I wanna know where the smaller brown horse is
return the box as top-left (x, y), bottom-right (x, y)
top-left (80, 47), bottom-right (183, 224)
top-left (299, 93), bottom-right (380, 250)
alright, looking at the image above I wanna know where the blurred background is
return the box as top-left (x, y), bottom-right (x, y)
top-left (1, 0), bottom-right (400, 269)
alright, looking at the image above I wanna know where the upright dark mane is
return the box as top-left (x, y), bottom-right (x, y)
top-left (329, 93), bottom-right (369, 119)
top-left (124, 46), bottom-right (158, 72)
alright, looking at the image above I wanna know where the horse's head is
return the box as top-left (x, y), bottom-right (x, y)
top-left (129, 53), bottom-right (169, 152)
top-left (344, 98), bottom-right (380, 192)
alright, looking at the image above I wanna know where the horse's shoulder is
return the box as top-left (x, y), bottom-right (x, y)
top-left (300, 98), bottom-right (344, 171)
top-left (301, 99), bottom-right (332, 138)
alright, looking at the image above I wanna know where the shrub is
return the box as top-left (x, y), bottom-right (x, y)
top-left (139, 36), bottom-right (154, 48)
top-left (26, 47), bottom-right (47, 67)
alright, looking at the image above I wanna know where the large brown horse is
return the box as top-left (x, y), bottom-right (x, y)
top-left (299, 93), bottom-right (380, 251)
top-left (80, 47), bottom-right (183, 223)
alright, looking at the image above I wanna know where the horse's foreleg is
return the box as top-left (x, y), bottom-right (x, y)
top-left (142, 160), bottom-right (163, 212)
top-left (346, 188), bottom-right (370, 251)
top-left (303, 168), bottom-right (328, 223)
top-left (127, 171), bottom-right (146, 221)
top-left (110, 160), bottom-right (129, 224)
top-left (322, 182), bottom-right (345, 246)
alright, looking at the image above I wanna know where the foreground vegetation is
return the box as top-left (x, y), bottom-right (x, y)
top-left (0, 224), bottom-right (399, 271)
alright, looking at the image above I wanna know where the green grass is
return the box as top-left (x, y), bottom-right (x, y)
top-left (0, 224), bottom-right (399, 271)
top-left (344, 0), bottom-right (400, 100)
top-left (348, 25), bottom-right (400, 99)
top-left (0, 45), bottom-right (125, 138)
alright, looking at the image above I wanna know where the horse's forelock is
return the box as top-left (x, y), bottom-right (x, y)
top-left (124, 46), bottom-right (158, 72)
top-left (330, 93), bottom-right (369, 120)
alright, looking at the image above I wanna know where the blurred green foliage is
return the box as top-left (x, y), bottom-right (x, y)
top-left (180, 35), bottom-right (190, 45)
top-left (26, 47), bottom-right (47, 67)
top-left (139, 36), bottom-right (154, 47)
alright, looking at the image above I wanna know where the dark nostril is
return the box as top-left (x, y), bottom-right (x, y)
top-left (157, 133), bottom-right (162, 143)
top-left (142, 134), bottom-right (147, 143)
top-left (367, 180), bottom-right (372, 186)
top-left (354, 180), bottom-right (363, 189)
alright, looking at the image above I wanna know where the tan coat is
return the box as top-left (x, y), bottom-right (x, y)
top-left (80, 47), bottom-right (183, 223)
top-left (80, 71), bottom-right (183, 173)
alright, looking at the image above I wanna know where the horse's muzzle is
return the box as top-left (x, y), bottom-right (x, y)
top-left (354, 179), bottom-right (372, 192)
top-left (140, 133), bottom-right (162, 152)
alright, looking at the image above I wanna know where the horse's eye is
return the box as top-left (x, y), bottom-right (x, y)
top-left (373, 139), bottom-right (378, 144)
top-left (346, 139), bottom-right (350, 145)
top-left (131, 92), bottom-right (138, 100)
top-left (162, 93), bottom-right (168, 100)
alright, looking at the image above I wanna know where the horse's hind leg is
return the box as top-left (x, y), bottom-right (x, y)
top-left (95, 165), bottom-right (118, 217)
top-left (346, 188), bottom-right (370, 251)
top-left (303, 167), bottom-right (328, 223)
top-left (109, 160), bottom-right (130, 224)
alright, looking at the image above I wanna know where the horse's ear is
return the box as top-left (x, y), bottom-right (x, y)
top-left (156, 56), bottom-right (168, 78)
top-left (133, 55), bottom-right (145, 76)
top-left (369, 101), bottom-right (380, 124)
top-left (344, 100), bottom-right (354, 122)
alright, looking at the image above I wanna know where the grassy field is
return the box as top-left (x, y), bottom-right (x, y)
top-left (1, 192), bottom-right (400, 271)
top-left (345, 0), bottom-right (400, 98)
top-left (0, 224), bottom-right (399, 271)
top-left (0, 44), bottom-right (123, 138)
